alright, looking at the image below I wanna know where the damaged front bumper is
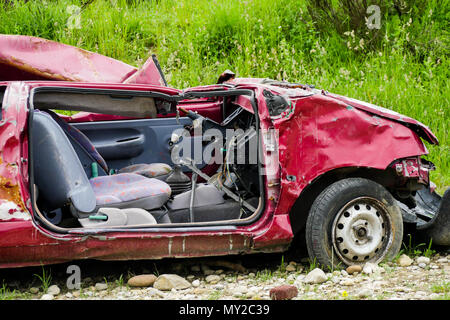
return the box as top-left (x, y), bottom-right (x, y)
top-left (391, 156), bottom-right (449, 246)
top-left (399, 187), bottom-right (450, 246)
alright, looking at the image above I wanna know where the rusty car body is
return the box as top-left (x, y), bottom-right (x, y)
top-left (0, 35), bottom-right (448, 268)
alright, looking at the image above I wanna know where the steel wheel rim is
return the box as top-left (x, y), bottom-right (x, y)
top-left (331, 197), bottom-right (393, 265)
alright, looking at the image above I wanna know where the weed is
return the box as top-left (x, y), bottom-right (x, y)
top-left (0, 281), bottom-right (15, 300)
top-left (207, 290), bottom-right (222, 300)
top-left (401, 234), bottom-right (437, 258)
top-left (431, 281), bottom-right (450, 294)
top-left (115, 274), bottom-right (126, 288)
top-left (33, 266), bottom-right (52, 293)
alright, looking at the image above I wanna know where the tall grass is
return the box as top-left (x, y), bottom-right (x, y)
top-left (0, 0), bottom-right (448, 191)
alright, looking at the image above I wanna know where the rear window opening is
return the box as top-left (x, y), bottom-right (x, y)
top-left (29, 87), bottom-right (265, 234)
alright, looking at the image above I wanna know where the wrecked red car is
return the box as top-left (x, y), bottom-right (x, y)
top-left (0, 35), bottom-right (448, 269)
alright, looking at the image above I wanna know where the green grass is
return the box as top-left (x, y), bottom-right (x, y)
top-left (33, 266), bottom-right (52, 293)
top-left (431, 281), bottom-right (450, 294)
top-left (0, 0), bottom-right (448, 191)
top-left (0, 281), bottom-right (31, 300)
top-left (399, 234), bottom-right (437, 258)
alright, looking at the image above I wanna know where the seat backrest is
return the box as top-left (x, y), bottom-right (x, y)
top-left (43, 110), bottom-right (109, 173)
top-left (32, 110), bottom-right (97, 214)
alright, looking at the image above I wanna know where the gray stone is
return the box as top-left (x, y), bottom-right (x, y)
top-left (436, 258), bottom-right (448, 264)
top-left (40, 293), bottom-right (54, 300)
top-left (398, 254), bottom-right (413, 267)
top-left (147, 287), bottom-right (165, 298)
top-left (95, 282), bottom-right (108, 291)
top-left (47, 285), bottom-right (60, 296)
top-left (303, 268), bottom-right (327, 284)
top-left (192, 279), bottom-right (200, 287)
top-left (286, 264), bottom-right (297, 272)
top-left (29, 287), bottom-right (40, 294)
top-left (153, 274), bottom-right (191, 291)
top-left (340, 279), bottom-right (355, 286)
top-left (363, 262), bottom-right (380, 274)
top-left (205, 275), bottom-right (221, 284)
top-left (357, 289), bottom-right (372, 298)
top-left (416, 256), bottom-right (430, 265)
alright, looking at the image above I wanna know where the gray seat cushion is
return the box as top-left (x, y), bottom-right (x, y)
top-left (90, 173), bottom-right (171, 210)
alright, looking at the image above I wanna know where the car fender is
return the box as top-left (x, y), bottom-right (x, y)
top-left (272, 93), bottom-right (430, 218)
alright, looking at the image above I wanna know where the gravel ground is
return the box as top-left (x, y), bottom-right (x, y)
top-left (1, 249), bottom-right (449, 301)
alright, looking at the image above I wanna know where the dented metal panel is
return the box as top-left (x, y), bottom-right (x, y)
top-left (0, 35), bottom-right (166, 86)
top-left (272, 92), bottom-right (430, 217)
top-left (0, 82), bottom-right (30, 222)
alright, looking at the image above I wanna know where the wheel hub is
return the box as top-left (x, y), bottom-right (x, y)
top-left (332, 198), bottom-right (391, 264)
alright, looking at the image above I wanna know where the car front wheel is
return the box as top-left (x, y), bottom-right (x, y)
top-left (305, 178), bottom-right (403, 268)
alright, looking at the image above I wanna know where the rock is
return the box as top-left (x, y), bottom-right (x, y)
top-left (285, 264), bottom-right (296, 272)
top-left (127, 274), bottom-right (157, 287)
top-left (192, 279), bottom-right (200, 287)
top-left (72, 291), bottom-right (80, 298)
top-left (95, 282), bottom-right (108, 291)
top-left (346, 265), bottom-right (362, 275)
top-left (205, 275), bottom-right (221, 284)
top-left (357, 289), bottom-right (372, 298)
top-left (213, 284), bottom-right (225, 291)
top-left (153, 274), bottom-right (191, 291)
top-left (362, 263), bottom-right (374, 274)
top-left (201, 265), bottom-right (214, 275)
top-left (147, 287), bottom-right (165, 298)
top-left (303, 268), bottom-right (327, 284)
top-left (398, 254), bottom-right (413, 267)
top-left (47, 285), bottom-right (61, 296)
top-left (29, 287), bottom-right (40, 294)
top-left (418, 263), bottom-right (427, 269)
top-left (362, 262), bottom-right (380, 274)
top-left (341, 270), bottom-right (349, 276)
top-left (40, 294), bottom-right (54, 300)
top-left (416, 256), bottom-right (430, 265)
top-left (269, 285), bottom-right (298, 300)
top-left (340, 279), bottom-right (355, 286)
top-left (203, 269), bottom-right (215, 276)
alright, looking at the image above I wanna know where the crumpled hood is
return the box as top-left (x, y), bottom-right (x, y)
top-left (326, 92), bottom-right (439, 145)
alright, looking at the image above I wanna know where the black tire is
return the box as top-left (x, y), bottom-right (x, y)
top-left (305, 178), bottom-right (403, 268)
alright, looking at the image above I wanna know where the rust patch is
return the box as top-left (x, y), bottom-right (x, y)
top-left (0, 176), bottom-right (25, 211)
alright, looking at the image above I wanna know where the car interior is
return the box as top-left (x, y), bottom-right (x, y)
top-left (29, 88), bottom-right (264, 231)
